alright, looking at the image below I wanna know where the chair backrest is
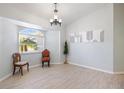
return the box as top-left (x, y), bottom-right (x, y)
top-left (42, 49), bottom-right (50, 57)
top-left (12, 53), bottom-right (21, 65)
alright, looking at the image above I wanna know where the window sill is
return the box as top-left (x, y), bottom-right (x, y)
top-left (20, 51), bottom-right (41, 55)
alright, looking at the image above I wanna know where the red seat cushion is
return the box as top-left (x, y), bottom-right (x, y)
top-left (42, 57), bottom-right (50, 62)
top-left (42, 51), bottom-right (49, 57)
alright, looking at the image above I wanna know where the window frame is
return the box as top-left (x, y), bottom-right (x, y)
top-left (18, 26), bottom-right (45, 54)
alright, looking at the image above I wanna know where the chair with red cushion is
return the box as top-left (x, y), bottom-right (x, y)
top-left (41, 49), bottom-right (50, 67)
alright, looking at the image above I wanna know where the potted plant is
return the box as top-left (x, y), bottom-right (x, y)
top-left (63, 41), bottom-right (69, 64)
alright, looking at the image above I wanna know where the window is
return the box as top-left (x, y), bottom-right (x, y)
top-left (19, 28), bottom-right (44, 53)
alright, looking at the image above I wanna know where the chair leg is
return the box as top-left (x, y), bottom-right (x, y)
top-left (13, 66), bottom-right (16, 75)
top-left (20, 66), bottom-right (23, 76)
top-left (48, 61), bottom-right (50, 67)
top-left (19, 68), bottom-right (21, 73)
top-left (27, 63), bottom-right (29, 72)
top-left (42, 62), bottom-right (44, 67)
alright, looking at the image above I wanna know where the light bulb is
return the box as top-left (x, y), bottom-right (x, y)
top-left (54, 15), bottom-right (58, 20)
top-left (50, 19), bottom-right (53, 22)
top-left (59, 19), bottom-right (62, 22)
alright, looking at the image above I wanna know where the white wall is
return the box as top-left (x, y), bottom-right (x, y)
top-left (0, 19), bottom-right (18, 79)
top-left (45, 26), bottom-right (66, 64)
top-left (0, 18), bottom-right (45, 80)
top-left (60, 26), bottom-right (66, 63)
top-left (113, 4), bottom-right (124, 72)
top-left (2, 3), bottom-right (124, 81)
top-left (0, 5), bottom-right (54, 80)
top-left (0, 4), bottom-right (65, 80)
top-left (66, 4), bottom-right (114, 72)
top-left (21, 53), bottom-right (41, 66)
top-left (0, 6), bottom-right (49, 28)
top-left (0, 17), bottom-right (65, 80)
top-left (0, 19), bottom-right (43, 79)
top-left (0, 18), bottom-right (3, 79)
top-left (45, 31), bottom-right (61, 63)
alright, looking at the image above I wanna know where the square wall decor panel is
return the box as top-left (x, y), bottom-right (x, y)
top-left (69, 29), bottom-right (104, 43)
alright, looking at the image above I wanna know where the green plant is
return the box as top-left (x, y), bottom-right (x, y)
top-left (63, 41), bottom-right (68, 55)
top-left (63, 41), bottom-right (69, 64)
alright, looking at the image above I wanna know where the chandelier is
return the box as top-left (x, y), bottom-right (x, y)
top-left (50, 3), bottom-right (62, 26)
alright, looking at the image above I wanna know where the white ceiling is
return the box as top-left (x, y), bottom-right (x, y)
top-left (0, 3), bottom-right (108, 26)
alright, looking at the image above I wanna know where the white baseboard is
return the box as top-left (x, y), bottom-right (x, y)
top-left (29, 62), bottom-right (63, 69)
top-left (0, 72), bottom-right (12, 82)
top-left (113, 72), bottom-right (124, 74)
top-left (29, 62), bottom-right (63, 68)
top-left (29, 64), bottom-right (41, 68)
top-left (51, 62), bottom-right (63, 64)
top-left (69, 62), bottom-right (114, 74)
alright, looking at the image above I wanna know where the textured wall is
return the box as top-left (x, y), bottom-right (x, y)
top-left (66, 4), bottom-right (114, 72)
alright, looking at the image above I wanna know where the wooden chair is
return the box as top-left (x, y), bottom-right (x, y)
top-left (41, 49), bottom-right (50, 67)
top-left (12, 53), bottom-right (29, 76)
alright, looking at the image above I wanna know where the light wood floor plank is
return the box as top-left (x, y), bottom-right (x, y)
top-left (0, 64), bottom-right (124, 89)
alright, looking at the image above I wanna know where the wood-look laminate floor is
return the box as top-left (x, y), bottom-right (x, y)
top-left (0, 64), bottom-right (124, 89)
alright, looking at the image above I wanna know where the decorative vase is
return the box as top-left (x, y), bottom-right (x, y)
top-left (64, 55), bottom-right (68, 64)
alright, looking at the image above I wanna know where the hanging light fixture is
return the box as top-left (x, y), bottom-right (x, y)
top-left (50, 3), bottom-right (62, 26)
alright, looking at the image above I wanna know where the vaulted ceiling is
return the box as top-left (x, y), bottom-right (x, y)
top-left (0, 3), bottom-right (108, 26)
